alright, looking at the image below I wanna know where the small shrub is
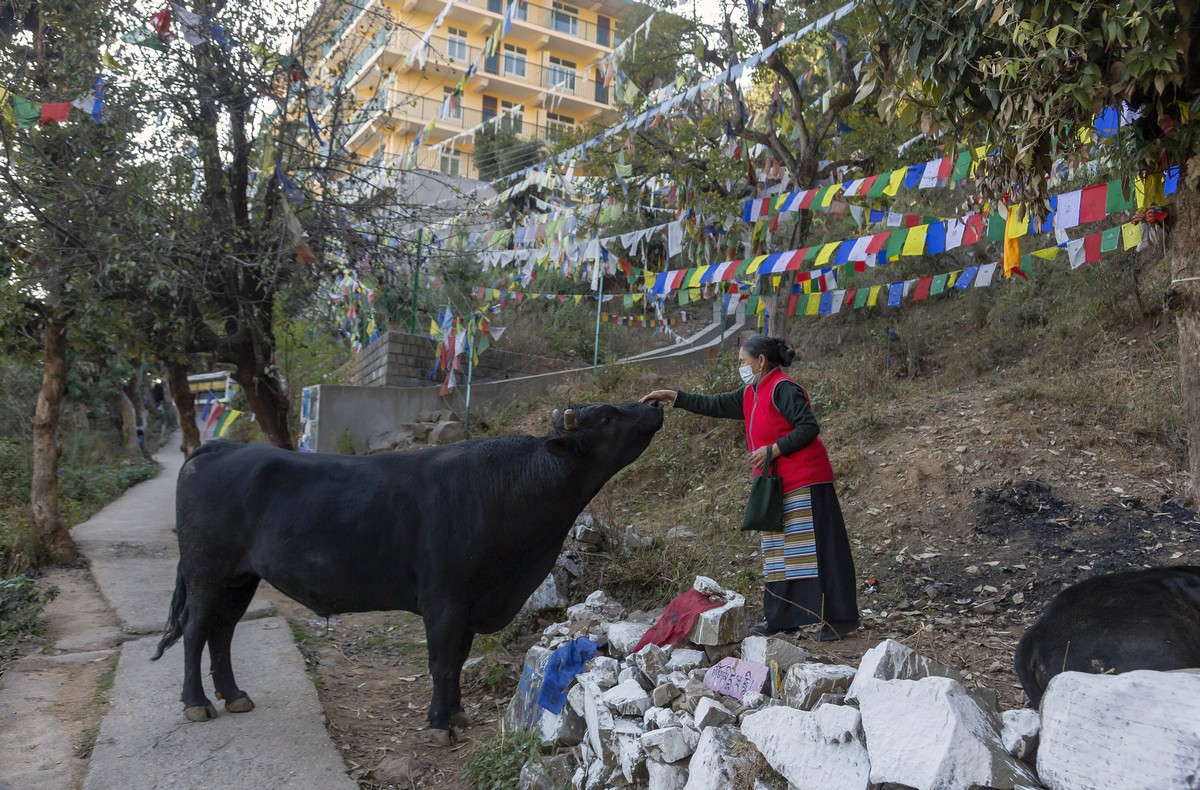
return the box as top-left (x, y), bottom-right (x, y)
top-left (0, 573), bottom-right (58, 640)
top-left (464, 728), bottom-right (542, 790)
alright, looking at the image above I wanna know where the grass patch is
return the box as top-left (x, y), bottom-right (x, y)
top-left (92, 652), bottom-right (118, 706)
top-left (464, 727), bottom-right (543, 790)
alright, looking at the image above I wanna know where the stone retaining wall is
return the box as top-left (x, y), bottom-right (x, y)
top-left (340, 331), bottom-right (568, 387)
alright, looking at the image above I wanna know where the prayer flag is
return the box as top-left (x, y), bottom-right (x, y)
top-left (901, 225), bottom-right (927, 256)
top-left (214, 409), bottom-right (242, 438)
top-left (39, 101), bottom-right (70, 124)
top-left (12, 95), bottom-right (40, 128)
top-left (955, 266), bottom-right (978, 289)
top-left (1100, 226), bottom-right (1121, 253)
top-left (930, 273), bottom-right (948, 295)
top-left (1106, 179), bottom-right (1134, 214)
top-left (867, 285), bottom-right (881, 306)
top-left (975, 263), bottom-right (998, 287)
top-left (1078, 184), bottom-right (1107, 223)
top-left (1121, 222), bottom-right (1142, 249)
top-left (913, 276), bottom-right (932, 300)
top-left (887, 281), bottom-right (903, 307)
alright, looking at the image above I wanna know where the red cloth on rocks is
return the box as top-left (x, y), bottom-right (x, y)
top-left (633, 589), bottom-right (724, 653)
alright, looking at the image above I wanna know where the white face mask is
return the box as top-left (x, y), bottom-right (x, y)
top-left (739, 364), bottom-right (757, 385)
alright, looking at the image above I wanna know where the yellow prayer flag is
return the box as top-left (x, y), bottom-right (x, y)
top-left (901, 225), bottom-right (928, 256)
top-left (745, 255), bottom-right (768, 275)
top-left (815, 243), bottom-right (839, 266)
top-left (802, 280), bottom-right (812, 294)
top-left (947, 271), bottom-right (959, 288)
top-left (261, 133), bottom-right (276, 180)
top-left (771, 276), bottom-right (781, 288)
top-left (1003, 236), bottom-right (1021, 276)
top-left (882, 169), bottom-right (905, 196)
top-left (1005, 203), bottom-right (1028, 239)
top-left (633, 293), bottom-right (644, 302)
top-left (867, 285), bottom-right (881, 307)
top-left (818, 184), bottom-right (843, 208)
top-left (689, 287), bottom-right (701, 301)
top-left (686, 268), bottom-right (704, 288)
top-left (1032, 247), bottom-right (1059, 261)
top-left (574, 295), bottom-right (583, 303)
top-left (1136, 172), bottom-right (1165, 209)
top-left (805, 293), bottom-right (820, 315)
top-left (755, 298), bottom-right (766, 315)
top-left (772, 194), bottom-right (788, 212)
top-left (1122, 221), bottom-right (1143, 249)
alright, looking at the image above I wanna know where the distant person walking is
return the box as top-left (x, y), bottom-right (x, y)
top-left (640, 335), bottom-right (859, 640)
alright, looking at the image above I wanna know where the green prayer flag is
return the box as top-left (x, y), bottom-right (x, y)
top-left (121, 28), bottom-right (168, 52)
top-left (930, 273), bottom-right (948, 295)
top-left (853, 287), bottom-right (869, 308)
top-left (678, 288), bottom-right (690, 305)
top-left (886, 228), bottom-right (907, 260)
top-left (1105, 179), bottom-right (1134, 214)
top-left (1100, 226), bottom-right (1121, 253)
top-left (745, 295), bottom-right (759, 315)
top-left (623, 294), bottom-right (633, 309)
top-left (986, 210), bottom-right (1005, 243)
top-left (866, 173), bottom-right (889, 198)
top-left (803, 246), bottom-right (820, 262)
top-left (950, 149), bottom-right (972, 181)
top-left (12, 95), bottom-right (40, 128)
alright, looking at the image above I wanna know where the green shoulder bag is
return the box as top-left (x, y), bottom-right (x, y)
top-left (740, 460), bottom-right (785, 532)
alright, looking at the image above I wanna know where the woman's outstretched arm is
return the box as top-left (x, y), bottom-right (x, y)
top-left (641, 388), bottom-right (744, 420)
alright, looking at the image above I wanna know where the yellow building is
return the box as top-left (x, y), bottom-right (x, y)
top-left (308, 0), bottom-right (629, 186)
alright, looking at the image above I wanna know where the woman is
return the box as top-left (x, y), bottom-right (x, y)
top-left (641, 335), bottom-right (859, 640)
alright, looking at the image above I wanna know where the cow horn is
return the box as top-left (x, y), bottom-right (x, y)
top-left (563, 409), bottom-right (578, 430)
top-left (552, 408), bottom-right (562, 426)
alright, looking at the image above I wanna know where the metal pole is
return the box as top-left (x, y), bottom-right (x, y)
top-left (592, 274), bottom-right (604, 372)
top-left (409, 230), bottom-right (422, 334)
top-left (463, 315), bottom-right (475, 440)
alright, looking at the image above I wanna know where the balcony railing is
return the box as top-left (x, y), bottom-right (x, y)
top-left (343, 26), bottom-right (390, 82)
top-left (389, 29), bottom-right (610, 104)
top-left (464, 0), bottom-right (620, 48)
top-left (322, 0), bottom-right (374, 58)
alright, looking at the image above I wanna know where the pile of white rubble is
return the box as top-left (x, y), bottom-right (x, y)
top-left (508, 576), bottom-right (1200, 790)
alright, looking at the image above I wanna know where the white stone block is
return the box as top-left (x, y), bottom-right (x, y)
top-left (783, 662), bottom-right (857, 710)
top-left (741, 636), bottom-right (812, 675)
top-left (640, 726), bottom-right (695, 764)
top-left (693, 697), bottom-right (735, 730)
top-left (857, 676), bottom-right (1038, 790)
top-left (602, 679), bottom-right (652, 717)
top-left (567, 683), bottom-right (586, 717)
top-left (646, 757), bottom-right (689, 790)
top-left (534, 702), bottom-right (586, 747)
top-left (567, 589), bottom-right (624, 622)
top-left (846, 638), bottom-right (964, 703)
top-left (579, 676), bottom-right (615, 763)
top-left (616, 727), bottom-right (647, 785)
top-left (741, 704), bottom-right (871, 790)
top-left (1001, 708), bottom-right (1041, 761)
top-left (686, 591), bottom-right (748, 646)
top-left (633, 643), bottom-right (671, 684)
top-left (505, 645), bottom-right (554, 731)
top-left (653, 681), bottom-right (682, 708)
top-left (607, 621), bottom-right (654, 657)
top-left (520, 572), bottom-right (567, 614)
top-left (586, 656), bottom-right (620, 690)
top-left (666, 649), bottom-right (705, 674)
top-left (682, 726), bottom-right (761, 790)
top-left (1037, 670), bottom-right (1200, 790)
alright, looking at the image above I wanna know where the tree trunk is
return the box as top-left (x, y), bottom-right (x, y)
top-left (167, 362), bottom-right (201, 456)
top-left (114, 385), bottom-right (139, 460)
top-left (1168, 183), bottom-right (1200, 504)
top-left (229, 356), bottom-right (294, 450)
top-left (126, 372), bottom-right (150, 458)
top-left (31, 316), bottom-right (77, 564)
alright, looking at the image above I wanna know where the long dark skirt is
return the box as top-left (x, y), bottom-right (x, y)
top-left (763, 482), bottom-right (859, 631)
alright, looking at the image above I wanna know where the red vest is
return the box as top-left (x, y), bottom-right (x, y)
top-left (742, 368), bottom-right (835, 492)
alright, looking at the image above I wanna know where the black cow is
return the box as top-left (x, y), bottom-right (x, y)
top-left (1014, 565), bottom-right (1200, 707)
top-left (153, 400), bottom-right (664, 742)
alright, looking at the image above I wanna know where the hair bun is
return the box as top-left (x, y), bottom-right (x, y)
top-left (773, 337), bottom-right (796, 367)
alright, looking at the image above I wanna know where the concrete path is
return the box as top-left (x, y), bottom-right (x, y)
top-left (76, 437), bottom-right (357, 790)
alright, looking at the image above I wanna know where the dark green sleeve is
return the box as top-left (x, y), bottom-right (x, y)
top-left (673, 388), bottom-right (744, 420)
top-left (772, 381), bottom-right (821, 456)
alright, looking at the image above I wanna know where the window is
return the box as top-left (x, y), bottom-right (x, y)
top-left (551, 1), bottom-right (579, 36)
top-left (547, 55), bottom-right (576, 91)
top-left (503, 43), bottom-right (527, 78)
top-left (501, 99), bottom-right (523, 133)
top-left (482, 95), bottom-right (498, 121)
top-left (594, 68), bottom-right (607, 103)
top-left (596, 15), bottom-right (611, 46)
top-left (545, 111), bottom-right (574, 137)
top-left (508, 0), bottom-right (528, 21)
top-left (446, 27), bottom-right (468, 61)
top-left (487, 0), bottom-right (502, 13)
top-left (439, 147), bottom-right (462, 176)
top-left (443, 87), bottom-right (462, 121)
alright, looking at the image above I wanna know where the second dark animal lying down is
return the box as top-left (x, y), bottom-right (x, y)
top-left (154, 400), bottom-right (665, 744)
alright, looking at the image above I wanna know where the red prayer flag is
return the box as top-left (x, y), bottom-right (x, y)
top-left (1079, 184), bottom-right (1107, 224)
top-left (721, 262), bottom-right (741, 281)
top-left (903, 214), bottom-right (920, 228)
top-left (845, 288), bottom-right (857, 304)
top-left (853, 260), bottom-right (866, 273)
top-left (962, 214), bottom-right (984, 245)
top-left (797, 189), bottom-right (818, 210)
top-left (787, 291), bottom-right (800, 316)
top-left (857, 175), bottom-right (877, 195)
top-left (1084, 232), bottom-right (1102, 263)
top-left (936, 156), bottom-right (953, 179)
top-left (39, 102), bottom-right (71, 123)
top-left (669, 269), bottom-right (687, 290)
top-left (865, 232), bottom-right (889, 255)
top-left (633, 589), bottom-right (724, 652)
top-left (784, 250), bottom-right (806, 270)
top-left (913, 276), bottom-right (933, 300)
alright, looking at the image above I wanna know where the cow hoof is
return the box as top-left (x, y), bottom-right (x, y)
top-left (225, 695), bottom-right (255, 713)
top-left (184, 704), bottom-right (218, 722)
top-left (419, 728), bottom-right (454, 747)
top-left (450, 710), bottom-right (472, 728)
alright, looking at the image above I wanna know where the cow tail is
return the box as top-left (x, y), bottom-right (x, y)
top-left (151, 565), bottom-right (188, 661)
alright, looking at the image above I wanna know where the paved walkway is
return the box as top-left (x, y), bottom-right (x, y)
top-left (75, 437), bottom-right (357, 789)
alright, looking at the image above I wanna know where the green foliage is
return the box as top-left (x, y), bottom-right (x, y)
top-left (475, 121), bottom-right (544, 181)
top-left (0, 574), bottom-right (58, 641)
top-left (868, 0), bottom-right (1199, 202)
top-left (464, 728), bottom-right (543, 790)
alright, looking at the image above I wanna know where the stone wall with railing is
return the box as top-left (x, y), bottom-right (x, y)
top-left (340, 330), bottom-right (568, 387)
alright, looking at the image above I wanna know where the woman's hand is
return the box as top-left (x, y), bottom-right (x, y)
top-left (640, 389), bottom-right (677, 405)
top-left (750, 444), bottom-right (778, 470)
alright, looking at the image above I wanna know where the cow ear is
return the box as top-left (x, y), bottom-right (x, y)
top-left (545, 436), bottom-right (576, 458)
